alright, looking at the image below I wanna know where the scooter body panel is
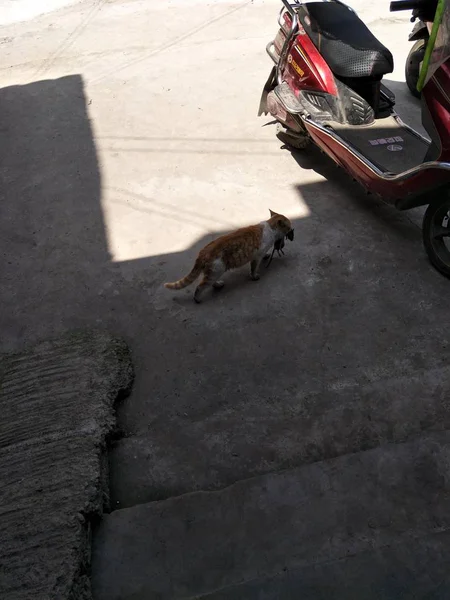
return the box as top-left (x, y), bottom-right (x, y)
top-left (280, 14), bottom-right (338, 96)
top-left (423, 60), bottom-right (450, 161)
top-left (261, 3), bottom-right (450, 207)
top-left (304, 121), bottom-right (449, 201)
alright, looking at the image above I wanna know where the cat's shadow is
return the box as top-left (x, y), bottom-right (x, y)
top-left (170, 253), bottom-right (294, 306)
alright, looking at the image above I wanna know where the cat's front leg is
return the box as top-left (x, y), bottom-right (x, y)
top-left (250, 258), bottom-right (262, 281)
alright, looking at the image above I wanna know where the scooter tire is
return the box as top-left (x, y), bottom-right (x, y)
top-left (405, 39), bottom-right (426, 99)
top-left (422, 197), bottom-right (450, 278)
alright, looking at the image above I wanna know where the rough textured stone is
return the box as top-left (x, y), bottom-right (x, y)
top-left (0, 331), bottom-right (133, 600)
top-left (92, 431), bottom-right (450, 600)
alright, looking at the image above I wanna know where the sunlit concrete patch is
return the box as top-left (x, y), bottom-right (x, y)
top-left (102, 170), bottom-right (312, 263)
top-left (0, 0), bottom-right (80, 25)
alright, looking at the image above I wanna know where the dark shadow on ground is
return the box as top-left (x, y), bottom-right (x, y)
top-left (0, 75), bottom-right (108, 348)
top-left (1, 78), bottom-right (450, 512)
top-left (108, 168), bottom-right (450, 507)
top-left (287, 142), bottom-right (423, 242)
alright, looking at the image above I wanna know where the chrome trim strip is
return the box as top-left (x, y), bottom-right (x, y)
top-left (303, 116), bottom-right (450, 182)
top-left (266, 42), bottom-right (279, 65)
top-left (276, 9), bottom-right (298, 85)
top-left (393, 114), bottom-right (431, 145)
top-left (277, 6), bottom-right (288, 31)
top-left (272, 0), bottom-right (298, 85)
top-left (280, 0), bottom-right (295, 15)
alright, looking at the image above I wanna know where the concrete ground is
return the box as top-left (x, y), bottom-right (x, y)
top-left (1, 0), bottom-right (450, 596)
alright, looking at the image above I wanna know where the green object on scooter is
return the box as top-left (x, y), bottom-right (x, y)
top-left (417, 0), bottom-right (445, 91)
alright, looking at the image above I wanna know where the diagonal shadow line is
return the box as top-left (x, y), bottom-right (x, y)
top-left (89, 0), bottom-right (252, 85)
top-left (99, 136), bottom-right (277, 143)
top-left (176, 33), bottom-right (272, 49)
top-left (108, 187), bottom-right (236, 229)
top-left (104, 147), bottom-right (281, 156)
top-left (34, 0), bottom-right (107, 78)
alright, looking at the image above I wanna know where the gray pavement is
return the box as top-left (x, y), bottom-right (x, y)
top-left (1, 0), bottom-right (449, 598)
top-left (92, 431), bottom-right (450, 599)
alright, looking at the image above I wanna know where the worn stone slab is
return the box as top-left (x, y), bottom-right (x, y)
top-left (110, 364), bottom-right (450, 507)
top-left (199, 531), bottom-right (450, 600)
top-left (0, 331), bottom-right (133, 600)
top-left (92, 431), bottom-right (450, 600)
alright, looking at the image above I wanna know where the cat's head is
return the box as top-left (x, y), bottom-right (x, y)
top-left (268, 209), bottom-right (294, 240)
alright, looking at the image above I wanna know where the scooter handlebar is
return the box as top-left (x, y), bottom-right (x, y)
top-left (389, 0), bottom-right (426, 11)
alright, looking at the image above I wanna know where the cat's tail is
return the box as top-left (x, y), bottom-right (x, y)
top-left (164, 260), bottom-right (202, 290)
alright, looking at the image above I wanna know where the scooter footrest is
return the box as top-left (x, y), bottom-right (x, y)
top-left (274, 83), bottom-right (303, 114)
top-left (274, 83), bottom-right (338, 123)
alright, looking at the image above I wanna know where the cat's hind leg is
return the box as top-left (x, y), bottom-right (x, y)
top-left (194, 275), bottom-right (212, 303)
top-left (194, 261), bottom-right (224, 303)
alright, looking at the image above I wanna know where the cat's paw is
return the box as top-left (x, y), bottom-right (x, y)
top-left (251, 273), bottom-right (260, 281)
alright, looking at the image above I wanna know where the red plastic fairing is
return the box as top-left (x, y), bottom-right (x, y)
top-left (423, 59), bottom-right (450, 161)
top-left (282, 15), bottom-right (337, 96)
top-left (304, 122), bottom-right (450, 200)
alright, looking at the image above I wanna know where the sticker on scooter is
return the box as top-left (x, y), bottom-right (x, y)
top-left (287, 54), bottom-right (305, 77)
top-left (387, 144), bottom-right (403, 151)
top-left (368, 136), bottom-right (404, 146)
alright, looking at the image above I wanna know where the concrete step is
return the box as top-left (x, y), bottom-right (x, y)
top-left (92, 431), bottom-right (450, 600)
top-left (110, 364), bottom-right (450, 508)
top-left (197, 530), bottom-right (450, 599)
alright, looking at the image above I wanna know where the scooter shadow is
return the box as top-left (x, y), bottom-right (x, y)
top-left (285, 142), bottom-right (424, 244)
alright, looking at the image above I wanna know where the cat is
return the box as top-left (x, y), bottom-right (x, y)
top-left (164, 209), bottom-right (294, 303)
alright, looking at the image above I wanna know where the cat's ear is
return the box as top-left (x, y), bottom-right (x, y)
top-left (269, 209), bottom-right (276, 217)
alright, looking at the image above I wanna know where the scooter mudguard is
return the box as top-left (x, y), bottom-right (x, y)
top-left (409, 19), bottom-right (429, 40)
top-left (258, 66), bottom-right (277, 116)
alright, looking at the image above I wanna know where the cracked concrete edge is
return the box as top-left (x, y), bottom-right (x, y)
top-left (0, 329), bottom-right (134, 600)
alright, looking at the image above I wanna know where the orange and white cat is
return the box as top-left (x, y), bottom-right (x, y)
top-left (164, 209), bottom-right (294, 302)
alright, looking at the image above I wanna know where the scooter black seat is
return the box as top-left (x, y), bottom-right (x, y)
top-left (299, 2), bottom-right (394, 79)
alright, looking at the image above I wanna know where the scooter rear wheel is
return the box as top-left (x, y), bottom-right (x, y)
top-left (422, 197), bottom-right (450, 278)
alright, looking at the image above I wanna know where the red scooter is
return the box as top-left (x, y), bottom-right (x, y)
top-left (259, 0), bottom-right (450, 277)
